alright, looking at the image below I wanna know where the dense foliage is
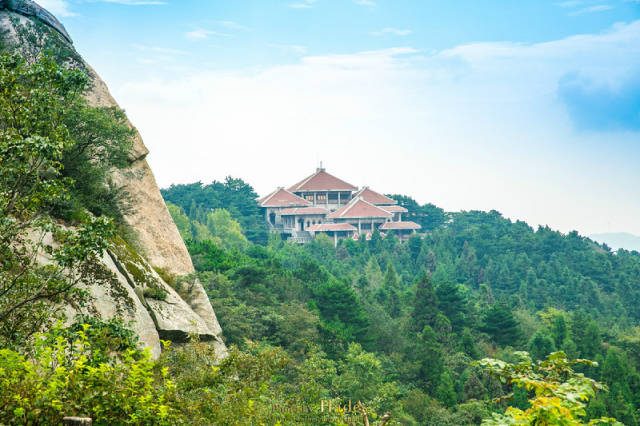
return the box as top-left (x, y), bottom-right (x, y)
top-left (161, 179), bottom-right (268, 245)
top-left (167, 179), bottom-right (640, 424)
top-left (0, 53), bottom-right (116, 347)
top-left (476, 351), bottom-right (621, 425)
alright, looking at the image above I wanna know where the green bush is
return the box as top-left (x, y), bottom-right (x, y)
top-left (143, 285), bottom-right (168, 301)
top-left (0, 324), bottom-right (178, 424)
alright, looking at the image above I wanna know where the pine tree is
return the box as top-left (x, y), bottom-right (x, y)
top-left (582, 321), bottom-right (601, 359)
top-left (436, 370), bottom-right (457, 407)
top-left (461, 328), bottom-right (480, 359)
top-left (411, 275), bottom-right (438, 333)
top-left (408, 325), bottom-right (444, 393)
top-left (378, 264), bottom-right (401, 318)
top-left (551, 314), bottom-right (568, 347)
top-left (528, 330), bottom-right (556, 361)
top-left (481, 303), bottom-right (521, 346)
top-left (435, 281), bottom-right (467, 331)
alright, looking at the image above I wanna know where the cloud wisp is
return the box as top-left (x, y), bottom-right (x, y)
top-left (290, 0), bottom-right (317, 9)
top-left (268, 44), bottom-right (307, 54)
top-left (370, 27), bottom-right (412, 36)
top-left (185, 29), bottom-right (230, 40)
top-left (569, 5), bottom-right (614, 15)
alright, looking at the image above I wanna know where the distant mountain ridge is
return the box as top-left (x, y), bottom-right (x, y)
top-left (590, 232), bottom-right (640, 252)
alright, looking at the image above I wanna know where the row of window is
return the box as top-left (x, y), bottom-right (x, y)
top-left (301, 193), bottom-right (350, 202)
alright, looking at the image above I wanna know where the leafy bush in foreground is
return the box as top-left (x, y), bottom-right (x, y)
top-left (0, 324), bottom-right (177, 424)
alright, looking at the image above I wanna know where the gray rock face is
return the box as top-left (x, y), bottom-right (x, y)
top-left (0, 7), bottom-right (227, 357)
top-left (0, 0), bottom-right (72, 43)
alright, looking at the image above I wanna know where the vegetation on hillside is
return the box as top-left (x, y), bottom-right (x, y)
top-left (161, 179), bottom-right (268, 245)
top-left (164, 183), bottom-right (640, 424)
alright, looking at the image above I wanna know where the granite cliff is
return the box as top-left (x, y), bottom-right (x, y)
top-left (0, 1), bottom-right (226, 358)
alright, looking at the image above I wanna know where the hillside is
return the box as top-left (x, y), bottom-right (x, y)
top-left (164, 180), bottom-right (640, 425)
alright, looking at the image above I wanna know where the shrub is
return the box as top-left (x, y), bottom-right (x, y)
top-left (0, 324), bottom-right (178, 424)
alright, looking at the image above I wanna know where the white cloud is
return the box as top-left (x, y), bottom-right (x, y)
top-left (569, 4), bottom-right (614, 15)
top-left (185, 29), bottom-right (230, 40)
top-left (555, 1), bottom-right (583, 7)
top-left (354, 0), bottom-right (376, 6)
top-left (290, 0), bottom-right (317, 8)
top-left (219, 21), bottom-right (249, 31)
top-left (370, 27), bottom-right (412, 36)
top-left (268, 44), bottom-right (307, 54)
top-left (113, 21), bottom-right (640, 236)
top-left (36, 0), bottom-right (76, 17)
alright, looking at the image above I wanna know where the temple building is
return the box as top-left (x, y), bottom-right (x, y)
top-left (259, 167), bottom-right (421, 244)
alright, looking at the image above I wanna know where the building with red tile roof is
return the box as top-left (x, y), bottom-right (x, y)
top-left (259, 167), bottom-right (421, 244)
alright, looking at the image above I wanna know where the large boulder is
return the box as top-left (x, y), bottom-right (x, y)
top-left (0, 5), bottom-right (227, 358)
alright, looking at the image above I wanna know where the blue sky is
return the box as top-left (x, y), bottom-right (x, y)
top-left (38, 0), bottom-right (640, 237)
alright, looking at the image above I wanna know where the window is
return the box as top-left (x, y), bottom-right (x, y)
top-left (305, 194), bottom-right (314, 201)
top-left (317, 194), bottom-right (327, 201)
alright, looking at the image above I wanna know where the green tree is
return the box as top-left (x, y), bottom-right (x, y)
top-left (551, 314), bottom-right (568, 347)
top-left (166, 201), bottom-right (193, 241)
top-left (476, 351), bottom-right (622, 425)
top-left (582, 321), bottom-right (602, 359)
top-left (205, 208), bottom-right (249, 250)
top-left (436, 370), bottom-right (458, 407)
top-left (377, 264), bottom-right (401, 318)
top-left (0, 53), bottom-right (113, 346)
top-left (528, 330), bottom-right (556, 361)
top-left (411, 274), bottom-right (439, 333)
top-left (481, 303), bottom-right (521, 346)
top-left (52, 102), bottom-right (134, 222)
top-left (407, 325), bottom-right (444, 392)
top-left (436, 281), bottom-right (468, 331)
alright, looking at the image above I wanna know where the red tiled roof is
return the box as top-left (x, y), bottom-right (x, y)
top-left (353, 187), bottom-right (397, 205)
top-left (288, 168), bottom-right (358, 192)
top-left (380, 205), bottom-right (408, 213)
top-left (379, 221), bottom-right (421, 230)
top-left (258, 188), bottom-right (311, 208)
top-left (308, 223), bottom-right (357, 232)
top-left (327, 197), bottom-right (393, 219)
top-left (280, 207), bottom-right (329, 215)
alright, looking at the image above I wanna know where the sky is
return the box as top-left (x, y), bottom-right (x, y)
top-left (37, 0), bottom-right (640, 237)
